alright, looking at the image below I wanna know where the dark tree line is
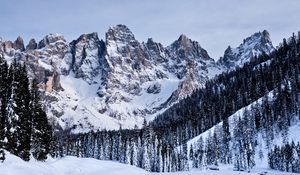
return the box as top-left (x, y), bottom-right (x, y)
top-left (189, 77), bottom-right (299, 172)
top-left (0, 56), bottom-right (52, 161)
top-left (269, 142), bottom-right (300, 173)
top-left (51, 121), bottom-right (191, 172)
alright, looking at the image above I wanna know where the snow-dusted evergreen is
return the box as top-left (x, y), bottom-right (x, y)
top-left (0, 55), bottom-right (52, 162)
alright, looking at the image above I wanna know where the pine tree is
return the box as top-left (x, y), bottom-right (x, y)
top-left (195, 137), bottom-right (204, 169)
top-left (243, 109), bottom-right (256, 172)
top-left (15, 64), bottom-right (31, 161)
top-left (30, 78), bottom-right (52, 160)
top-left (6, 59), bottom-right (19, 156)
top-left (221, 117), bottom-right (231, 164)
top-left (0, 57), bottom-right (53, 161)
top-left (125, 139), bottom-right (131, 164)
top-left (0, 54), bottom-right (8, 162)
top-left (182, 141), bottom-right (189, 171)
top-left (143, 144), bottom-right (151, 171)
top-left (232, 117), bottom-right (245, 171)
top-left (189, 144), bottom-right (194, 161)
top-left (131, 141), bottom-right (138, 167)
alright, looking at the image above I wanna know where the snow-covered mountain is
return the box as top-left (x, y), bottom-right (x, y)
top-left (0, 25), bottom-right (274, 132)
top-left (218, 30), bottom-right (274, 69)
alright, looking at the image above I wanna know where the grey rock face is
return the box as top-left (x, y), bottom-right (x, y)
top-left (144, 38), bottom-right (168, 63)
top-left (26, 39), bottom-right (38, 51)
top-left (165, 34), bottom-right (215, 100)
top-left (69, 32), bottom-right (106, 83)
top-left (14, 36), bottom-right (25, 51)
top-left (147, 83), bottom-right (161, 94)
top-left (38, 34), bottom-right (66, 49)
top-left (219, 30), bottom-right (274, 69)
top-left (167, 34), bottom-right (213, 80)
top-left (2, 41), bottom-right (14, 55)
top-left (169, 34), bottom-right (211, 61)
top-left (101, 24), bottom-right (155, 101)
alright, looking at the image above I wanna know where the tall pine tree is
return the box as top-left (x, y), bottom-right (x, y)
top-left (30, 78), bottom-right (52, 161)
top-left (0, 54), bottom-right (8, 162)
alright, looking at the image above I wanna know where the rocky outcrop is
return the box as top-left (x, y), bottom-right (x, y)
top-left (144, 38), bottom-right (168, 63)
top-left (38, 33), bottom-right (66, 49)
top-left (2, 41), bottom-right (14, 56)
top-left (219, 30), bottom-right (274, 69)
top-left (69, 32), bottom-right (106, 84)
top-left (147, 83), bottom-right (161, 94)
top-left (13, 36), bottom-right (25, 51)
top-left (100, 24), bottom-right (156, 101)
top-left (26, 39), bottom-right (37, 51)
top-left (167, 34), bottom-right (213, 79)
top-left (165, 34), bottom-right (215, 99)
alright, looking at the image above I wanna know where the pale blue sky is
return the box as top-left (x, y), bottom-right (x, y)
top-left (1, 0), bottom-right (300, 58)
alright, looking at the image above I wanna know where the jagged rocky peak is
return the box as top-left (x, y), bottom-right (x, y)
top-left (223, 46), bottom-right (234, 60)
top-left (0, 36), bottom-right (24, 56)
top-left (145, 38), bottom-right (168, 63)
top-left (13, 36), bottom-right (25, 51)
top-left (75, 32), bottom-right (100, 43)
top-left (168, 34), bottom-right (211, 61)
top-left (69, 32), bottom-right (106, 83)
top-left (261, 30), bottom-right (272, 43)
top-left (23, 33), bottom-right (69, 91)
top-left (71, 32), bottom-right (102, 52)
top-left (1, 40), bottom-right (14, 53)
top-left (224, 45), bottom-right (232, 54)
top-left (220, 30), bottom-right (274, 69)
top-left (26, 39), bottom-right (37, 51)
top-left (106, 24), bottom-right (137, 45)
top-left (0, 36), bottom-right (24, 53)
top-left (98, 24), bottom-right (167, 109)
top-left (166, 34), bottom-right (213, 80)
top-left (105, 24), bottom-right (150, 66)
top-left (177, 34), bottom-right (191, 46)
top-left (242, 30), bottom-right (273, 50)
top-left (38, 33), bottom-right (66, 49)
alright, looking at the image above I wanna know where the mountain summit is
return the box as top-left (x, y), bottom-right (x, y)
top-left (219, 30), bottom-right (274, 69)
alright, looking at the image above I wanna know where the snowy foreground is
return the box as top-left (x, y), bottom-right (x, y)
top-left (0, 151), bottom-right (298, 175)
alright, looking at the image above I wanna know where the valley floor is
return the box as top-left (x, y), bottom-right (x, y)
top-left (0, 151), bottom-right (298, 175)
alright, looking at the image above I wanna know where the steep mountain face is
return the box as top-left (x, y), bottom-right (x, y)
top-left (218, 30), bottom-right (274, 69)
top-left (68, 32), bottom-right (106, 83)
top-left (0, 25), bottom-right (274, 132)
top-left (166, 34), bottom-right (217, 101)
top-left (100, 25), bottom-right (160, 103)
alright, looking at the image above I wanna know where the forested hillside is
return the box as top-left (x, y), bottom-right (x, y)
top-left (0, 56), bottom-right (52, 162)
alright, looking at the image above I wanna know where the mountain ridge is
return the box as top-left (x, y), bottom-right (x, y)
top-left (0, 25), bottom-right (274, 132)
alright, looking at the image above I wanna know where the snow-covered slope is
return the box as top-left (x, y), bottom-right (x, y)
top-left (0, 25), bottom-right (274, 132)
top-left (0, 151), bottom-right (146, 175)
top-left (1, 150), bottom-right (297, 175)
top-left (185, 90), bottom-right (300, 171)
